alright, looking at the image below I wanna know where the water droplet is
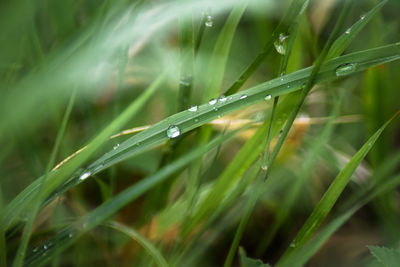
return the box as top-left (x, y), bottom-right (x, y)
top-left (239, 94), bottom-right (247, 100)
top-left (274, 33), bottom-right (288, 55)
top-left (79, 171), bottom-right (91, 181)
top-left (280, 77), bottom-right (284, 81)
top-left (360, 13), bottom-right (366, 20)
top-left (335, 63), bottom-right (357, 77)
top-left (188, 105), bottom-right (198, 112)
top-left (264, 95), bottom-right (272, 101)
top-left (194, 119), bottom-right (199, 122)
top-left (213, 107), bottom-right (218, 111)
top-left (345, 28), bottom-right (351, 34)
top-left (205, 15), bottom-right (213, 27)
top-left (32, 247), bottom-right (39, 253)
top-left (290, 242), bottom-right (296, 248)
top-left (261, 165), bottom-right (268, 171)
top-left (209, 98), bottom-right (217, 105)
top-left (218, 95), bottom-right (227, 102)
top-left (113, 143), bottom-right (119, 150)
top-left (166, 125), bottom-right (181, 138)
top-left (69, 233), bottom-right (73, 238)
top-left (179, 79), bottom-right (190, 86)
top-left (43, 244), bottom-right (48, 250)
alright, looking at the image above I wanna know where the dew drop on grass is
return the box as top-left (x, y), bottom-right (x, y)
top-left (188, 105), bottom-right (198, 112)
top-left (264, 95), bottom-right (272, 100)
top-left (345, 28), bottom-right (351, 34)
top-left (113, 143), bottom-right (119, 150)
top-left (43, 244), bottom-right (48, 250)
top-left (166, 125), bottom-right (181, 138)
top-left (79, 171), bottom-right (91, 181)
top-left (274, 33), bottom-right (288, 55)
top-left (205, 15), bottom-right (213, 27)
top-left (239, 94), bottom-right (247, 100)
top-left (261, 165), bottom-right (268, 171)
top-left (335, 63), bottom-right (357, 77)
top-left (218, 95), bottom-right (227, 102)
top-left (360, 13), bottom-right (366, 20)
top-left (290, 242), bottom-right (296, 248)
top-left (209, 98), bottom-right (217, 105)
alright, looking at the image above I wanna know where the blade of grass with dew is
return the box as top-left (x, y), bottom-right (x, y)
top-left (256, 90), bottom-right (344, 256)
top-left (4, 43), bottom-right (400, 233)
top-left (178, 7), bottom-right (194, 111)
top-left (184, 1), bottom-right (249, 216)
top-left (105, 221), bottom-right (168, 267)
top-left (11, 87), bottom-right (78, 267)
top-left (223, 0), bottom-right (309, 95)
top-left (223, 1), bottom-right (310, 263)
top-left (5, 43), bottom-right (400, 234)
top-left (326, 0), bottom-right (388, 60)
top-left (277, 111), bottom-right (400, 263)
top-left (202, 0), bottom-right (249, 100)
top-left (264, 0), bottom-right (353, 180)
top-left (2, 74), bottom-right (165, 231)
top-left (22, 126), bottom-right (242, 266)
top-left (277, 172), bottom-right (400, 267)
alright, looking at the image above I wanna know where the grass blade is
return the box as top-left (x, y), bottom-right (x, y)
top-left (106, 221), bottom-right (169, 267)
top-left (277, 111), bottom-right (400, 264)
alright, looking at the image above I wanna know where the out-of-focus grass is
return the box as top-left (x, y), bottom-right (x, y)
top-left (1, 0), bottom-right (399, 266)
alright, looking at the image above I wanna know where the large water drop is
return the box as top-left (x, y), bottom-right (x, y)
top-left (166, 125), bottom-right (181, 138)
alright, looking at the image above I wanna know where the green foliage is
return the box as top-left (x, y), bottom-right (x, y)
top-left (1, 0), bottom-right (400, 266)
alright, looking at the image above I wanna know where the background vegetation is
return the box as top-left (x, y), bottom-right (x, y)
top-left (1, 0), bottom-right (399, 266)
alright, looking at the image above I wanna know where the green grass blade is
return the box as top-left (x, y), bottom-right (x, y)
top-left (277, 111), bottom-right (400, 263)
top-left (326, 0), bottom-right (388, 60)
top-left (106, 221), bottom-right (169, 267)
top-left (2, 74), bottom-right (165, 231)
top-left (368, 246), bottom-right (400, 267)
top-left (224, 0), bottom-right (309, 95)
top-left (22, 127), bottom-right (241, 266)
top-left (12, 87), bottom-right (78, 267)
top-left (276, 172), bottom-right (400, 267)
top-left (203, 1), bottom-right (249, 100)
top-left (178, 7), bottom-right (194, 111)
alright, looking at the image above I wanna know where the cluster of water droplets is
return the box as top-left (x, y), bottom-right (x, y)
top-left (274, 33), bottom-right (289, 55)
top-left (205, 15), bottom-right (213, 27)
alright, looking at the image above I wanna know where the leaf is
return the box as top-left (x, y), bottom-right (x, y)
top-left (368, 246), bottom-right (400, 267)
top-left (239, 247), bottom-right (270, 267)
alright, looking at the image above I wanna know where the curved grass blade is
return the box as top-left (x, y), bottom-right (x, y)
top-left (22, 127), bottom-right (242, 266)
top-left (202, 0), bottom-right (249, 100)
top-left (223, 0), bottom-right (309, 95)
top-left (326, 0), bottom-right (388, 60)
top-left (106, 221), bottom-right (169, 267)
top-left (277, 111), bottom-right (400, 263)
top-left (12, 87), bottom-right (77, 267)
top-left (4, 43), bottom-right (400, 233)
top-left (276, 172), bottom-right (400, 267)
top-left (2, 74), bottom-right (165, 231)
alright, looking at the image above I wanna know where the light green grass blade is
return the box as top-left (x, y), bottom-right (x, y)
top-left (22, 127), bottom-right (241, 266)
top-left (326, 0), bottom-right (388, 60)
top-left (106, 221), bottom-right (169, 267)
top-left (202, 1), bottom-right (249, 100)
top-left (277, 111), bottom-right (400, 264)
top-left (12, 87), bottom-right (78, 267)
top-left (224, 0), bottom-right (310, 95)
top-left (2, 74), bottom-right (165, 231)
top-left (368, 246), bottom-right (400, 267)
top-left (4, 43), bottom-right (400, 233)
top-left (276, 172), bottom-right (400, 267)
